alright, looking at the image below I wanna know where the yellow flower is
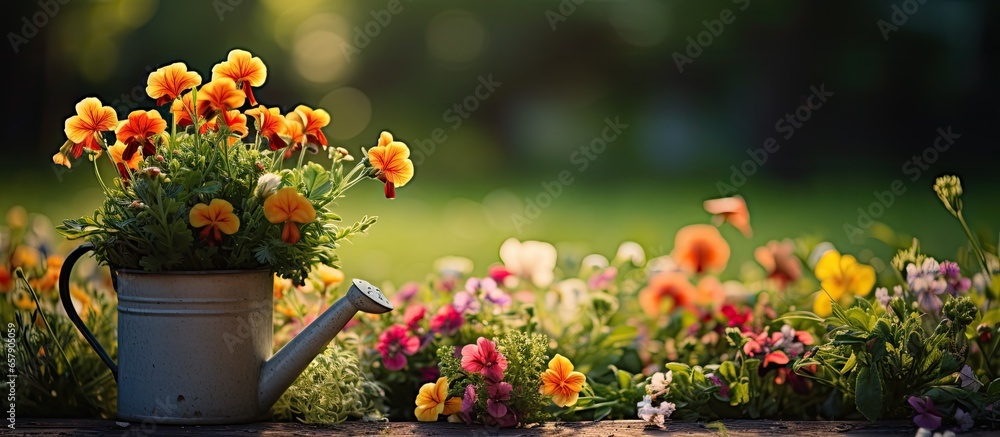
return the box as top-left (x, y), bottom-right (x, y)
top-left (263, 187), bottom-right (316, 245)
top-left (812, 250), bottom-right (876, 316)
top-left (12, 246), bottom-right (41, 270)
top-left (315, 264), bottom-right (345, 289)
top-left (414, 377), bottom-right (462, 422)
top-left (189, 199), bottom-right (241, 246)
top-left (63, 97), bottom-right (118, 158)
top-left (540, 354), bottom-right (586, 407)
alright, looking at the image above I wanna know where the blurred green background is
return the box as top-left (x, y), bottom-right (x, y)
top-left (2, 0), bottom-right (998, 285)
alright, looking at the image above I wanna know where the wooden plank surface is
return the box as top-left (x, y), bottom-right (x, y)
top-left (14, 418), bottom-right (995, 436)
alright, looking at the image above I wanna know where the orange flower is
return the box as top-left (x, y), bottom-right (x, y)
top-left (286, 105), bottom-right (330, 149)
top-left (638, 272), bottom-right (696, 317)
top-left (367, 131), bottom-right (414, 199)
top-left (108, 141), bottom-right (143, 181)
top-left (704, 195), bottom-right (752, 238)
top-left (64, 97), bottom-right (118, 158)
top-left (246, 105), bottom-right (291, 151)
top-left (170, 91), bottom-right (210, 128)
top-left (754, 239), bottom-right (802, 290)
top-left (197, 78), bottom-right (246, 115)
top-left (282, 119), bottom-right (307, 159)
top-left (146, 62), bottom-right (202, 106)
top-left (189, 198), bottom-right (240, 246)
top-left (694, 276), bottom-right (725, 308)
top-left (315, 264), bottom-right (345, 289)
top-left (540, 354), bottom-right (586, 407)
top-left (203, 110), bottom-right (248, 145)
top-left (116, 110), bottom-right (167, 160)
top-left (263, 187), bottom-right (316, 244)
top-left (211, 49), bottom-right (267, 106)
top-left (671, 224), bottom-right (730, 274)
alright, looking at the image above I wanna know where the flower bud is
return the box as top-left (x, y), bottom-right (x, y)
top-left (933, 175), bottom-right (963, 215)
top-left (256, 162), bottom-right (265, 172)
top-left (129, 200), bottom-right (146, 209)
top-left (978, 324), bottom-right (992, 343)
top-left (255, 173), bottom-right (281, 198)
top-left (156, 155), bottom-right (165, 162)
top-left (146, 167), bottom-right (162, 178)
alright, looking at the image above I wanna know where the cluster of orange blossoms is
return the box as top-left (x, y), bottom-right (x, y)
top-left (52, 49), bottom-right (415, 247)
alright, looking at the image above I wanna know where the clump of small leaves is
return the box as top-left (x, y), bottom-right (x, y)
top-left (273, 341), bottom-right (387, 424)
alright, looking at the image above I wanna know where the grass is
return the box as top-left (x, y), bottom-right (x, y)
top-left (3, 162), bottom-right (996, 288)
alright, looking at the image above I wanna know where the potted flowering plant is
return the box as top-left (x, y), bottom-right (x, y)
top-left (48, 49), bottom-right (415, 424)
top-left (53, 49), bottom-right (414, 284)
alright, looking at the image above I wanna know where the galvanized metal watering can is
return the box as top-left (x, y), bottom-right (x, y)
top-left (58, 243), bottom-right (394, 424)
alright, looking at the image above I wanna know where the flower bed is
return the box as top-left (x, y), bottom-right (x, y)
top-left (2, 49), bottom-right (999, 435)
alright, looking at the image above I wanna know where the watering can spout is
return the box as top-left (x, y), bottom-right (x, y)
top-left (258, 278), bottom-right (393, 411)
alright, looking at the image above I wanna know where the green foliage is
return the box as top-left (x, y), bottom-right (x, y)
top-left (796, 296), bottom-right (979, 421)
top-left (0, 271), bottom-right (117, 418)
top-left (561, 365), bottom-right (645, 421)
top-left (273, 341), bottom-right (387, 424)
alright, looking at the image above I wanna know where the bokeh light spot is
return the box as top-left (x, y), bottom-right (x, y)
top-left (319, 87), bottom-right (372, 141)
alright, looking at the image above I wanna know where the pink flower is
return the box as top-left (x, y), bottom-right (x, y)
top-left (376, 324), bottom-right (419, 371)
top-left (461, 337), bottom-right (508, 382)
top-left (392, 282), bottom-right (420, 305)
top-left (908, 395), bottom-right (942, 430)
top-left (430, 304), bottom-right (464, 335)
top-left (488, 265), bottom-right (514, 284)
top-left (404, 304), bottom-right (426, 328)
top-left (453, 291), bottom-right (481, 314)
top-left (588, 267), bottom-right (618, 290)
top-left (721, 304), bottom-right (752, 328)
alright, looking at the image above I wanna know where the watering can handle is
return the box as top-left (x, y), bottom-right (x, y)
top-left (59, 243), bottom-right (118, 381)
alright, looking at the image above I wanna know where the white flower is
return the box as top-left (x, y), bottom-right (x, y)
top-left (499, 238), bottom-right (557, 287)
top-left (647, 371), bottom-right (672, 399)
top-left (875, 287), bottom-right (891, 307)
top-left (954, 408), bottom-right (974, 431)
top-left (614, 241), bottom-right (645, 266)
top-left (636, 395), bottom-right (675, 429)
top-left (581, 254), bottom-right (609, 272)
top-left (255, 173), bottom-right (281, 198)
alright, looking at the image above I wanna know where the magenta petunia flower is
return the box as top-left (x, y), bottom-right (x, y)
top-left (459, 384), bottom-right (477, 424)
top-left (376, 324), bottom-right (419, 371)
top-left (487, 381), bottom-right (512, 401)
top-left (430, 304), bottom-right (464, 335)
top-left (461, 337), bottom-right (508, 382)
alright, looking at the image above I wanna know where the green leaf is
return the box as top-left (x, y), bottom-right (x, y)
top-left (855, 365), bottom-right (883, 421)
top-left (988, 378), bottom-right (1000, 396)
top-left (593, 405), bottom-right (611, 421)
top-left (840, 352), bottom-right (858, 375)
top-left (718, 361), bottom-right (738, 383)
top-left (302, 162), bottom-right (332, 200)
top-left (192, 181), bottom-right (221, 195)
top-left (706, 421), bottom-right (729, 437)
top-left (616, 369), bottom-right (632, 390)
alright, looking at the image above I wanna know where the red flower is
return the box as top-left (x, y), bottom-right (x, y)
top-left (720, 304), bottom-right (752, 328)
top-left (376, 324), bottom-right (419, 371)
top-left (461, 337), bottom-right (508, 382)
top-left (429, 304), bottom-right (464, 335)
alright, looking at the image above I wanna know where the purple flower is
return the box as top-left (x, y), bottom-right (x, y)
top-left (459, 384), bottom-right (476, 424)
top-left (487, 381), bottom-right (513, 401)
top-left (706, 373), bottom-right (729, 397)
top-left (907, 259), bottom-right (947, 314)
top-left (486, 398), bottom-right (507, 418)
top-left (939, 261), bottom-right (971, 295)
top-left (452, 291), bottom-right (481, 314)
top-left (908, 396), bottom-right (942, 430)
